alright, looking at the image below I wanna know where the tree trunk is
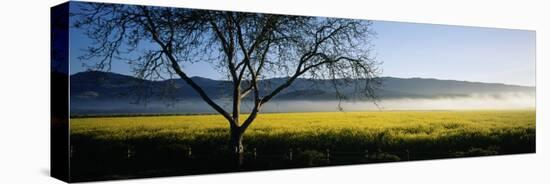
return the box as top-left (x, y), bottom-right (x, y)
top-left (230, 127), bottom-right (244, 167)
top-left (230, 81), bottom-right (244, 167)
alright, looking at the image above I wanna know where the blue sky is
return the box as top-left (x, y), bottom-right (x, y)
top-left (69, 13), bottom-right (536, 86)
top-left (371, 21), bottom-right (535, 86)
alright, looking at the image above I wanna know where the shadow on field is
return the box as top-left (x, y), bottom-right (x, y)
top-left (69, 131), bottom-right (535, 182)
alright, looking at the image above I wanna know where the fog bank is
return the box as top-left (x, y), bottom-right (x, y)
top-left (70, 92), bottom-right (535, 116)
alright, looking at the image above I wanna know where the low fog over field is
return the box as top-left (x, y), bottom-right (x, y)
top-left (69, 71), bottom-right (535, 116)
top-left (70, 93), bottom-right (535, 115)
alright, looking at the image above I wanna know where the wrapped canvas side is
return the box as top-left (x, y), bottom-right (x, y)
top-left (51, 2), bottom-right (70, 183)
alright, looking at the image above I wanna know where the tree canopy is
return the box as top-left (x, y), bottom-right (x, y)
top-left (72, 2), bottom-right (380, 148)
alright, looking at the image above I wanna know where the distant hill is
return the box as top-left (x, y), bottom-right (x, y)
top-left (68, 71), bottom-right (535, 115)
top-left (70, 71), bottom-right (534, 101)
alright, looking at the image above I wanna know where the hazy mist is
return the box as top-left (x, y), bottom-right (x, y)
top-left (70, 92), bottom-right (534, 116)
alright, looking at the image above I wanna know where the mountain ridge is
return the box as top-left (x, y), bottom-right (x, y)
top-left (70, 71), bottom-right (535, 101)
top-left (71, 70), bottom-right (534, 88)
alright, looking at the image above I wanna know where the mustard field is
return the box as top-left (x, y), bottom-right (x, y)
top-left (69, 110), bottom-right (535, 181)
top-left (71, 110), bottom-right (535, 147)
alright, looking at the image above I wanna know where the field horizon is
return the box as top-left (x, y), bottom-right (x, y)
top-left (69, 108), bottom-right (536, 118)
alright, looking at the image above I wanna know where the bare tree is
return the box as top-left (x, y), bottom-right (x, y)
top-left (72, 2), bottom-right (380, 165)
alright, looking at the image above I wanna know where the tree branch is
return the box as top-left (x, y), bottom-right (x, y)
top-left (140, 6), bottom-right (234, 124)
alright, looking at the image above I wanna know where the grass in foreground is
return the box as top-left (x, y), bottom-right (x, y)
top-left (69, 110), bottom-right (535, 181)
